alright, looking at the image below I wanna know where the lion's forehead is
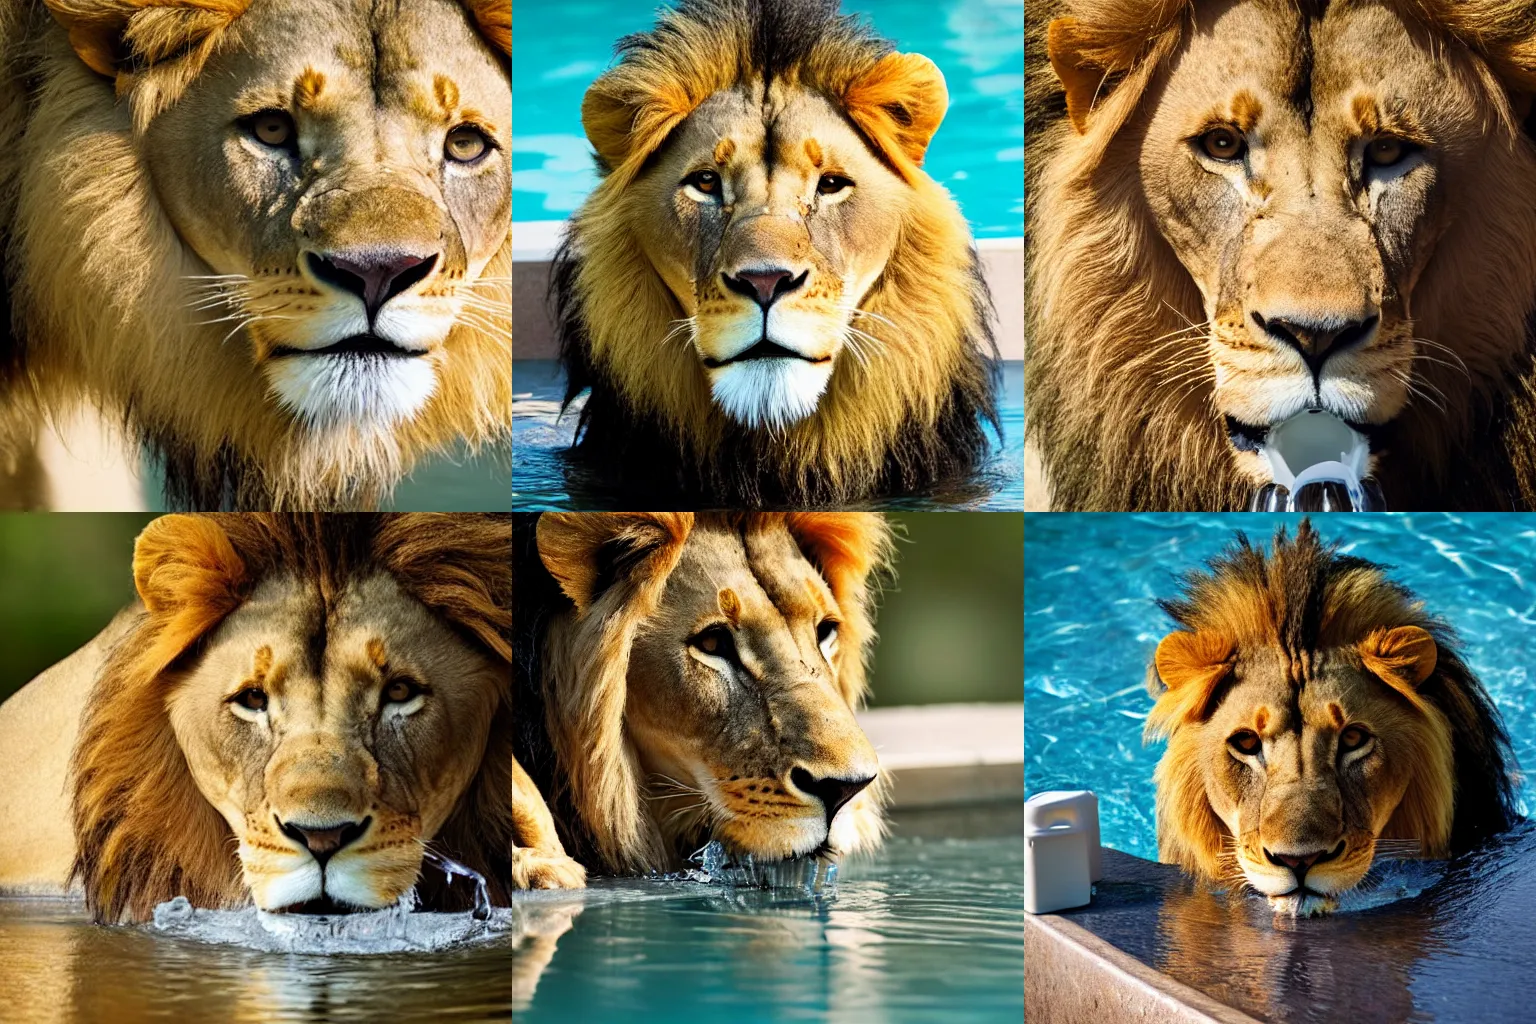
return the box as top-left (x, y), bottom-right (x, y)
top-left (221, 0), bottom-right (507, 119)
top-left (1177, 2), bottom-right (1464, 137)
top-left (676, 522), bottom-right (830, 607)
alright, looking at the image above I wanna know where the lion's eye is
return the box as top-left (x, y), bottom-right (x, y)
top-left (682, 169), bottom-right (720, 195)
top-left (229, 688), bottom-right (269, 713)
top-left (1228, 729), bottom-right (1261, 756)
top-left (243, 110), bottom-right (295, 150)
top-left (445, 125), bottom-right (491, 164)
top-left (383, 678), bottom-right (423, 704)
top-left (1199, 126), bottom-right (1246, 162)
top-left (816, 619), bottom-right (839, 646)
top-left (1339, 725), bottom-right (1371, 752)
top-left (1365, 136), bottom-right (1410, 168)
top-left (816, 173), bottom-right (853, 195)
top-left (690, 624), bottom-right (737, 661)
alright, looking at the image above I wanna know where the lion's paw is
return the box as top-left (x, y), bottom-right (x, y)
top-left (511, 847), bottom-right (587, 889)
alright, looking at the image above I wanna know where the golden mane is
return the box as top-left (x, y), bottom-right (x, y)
top-left (1144, 520), bottom-right (1519, 877)
top-left (512, 511), bottom-right (894, 874)
top-left (70, 512), bottom-right (515, 923)
top-left (554, 0), bottom-right (997, 505)
top-left (0, 1), bottom-right (511, 510)
top-left (1026, 0), bottom-right (1536, 511)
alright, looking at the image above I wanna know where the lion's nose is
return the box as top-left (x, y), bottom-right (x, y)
top-left (1251, 311), bottom-right (1378, 374)
top-left (1264, 841), bottom-right (1344, 882)
top-left (306, 250), bottom-right (439, 318)
top-left (278, 816), bottom-right (371, 867)
top-left (723, 267), bottom-right (807, 309)
top-left (789, 767), bottom-right (875, 829)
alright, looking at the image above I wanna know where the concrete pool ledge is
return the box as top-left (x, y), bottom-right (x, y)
top-left (511, 219), bottom-right (1024, 361)
top-left (856, 702), bottom-right (1023, 809)
top-left (1026, 827), bottom-right (1536, 1024)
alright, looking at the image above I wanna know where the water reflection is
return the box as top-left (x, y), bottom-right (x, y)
top-left (511, 834), bottom-right (1024, 1023)
top-left (0, 899), bottom-right (510, 1022)
top-left (1080, 821), bottom-right (1536, 1024)
top-left (511, 360), bottom-right (1026, 511)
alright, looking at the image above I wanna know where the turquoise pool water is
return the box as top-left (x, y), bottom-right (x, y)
top-left (1025, 514), bottom-right (1536, 857)
top-left (511, 360), bottom-right (1024, 510)
top-left (513, 828), bottom-right (1024, 1022)
top-left (510, 0), bottom-right (1024, 239)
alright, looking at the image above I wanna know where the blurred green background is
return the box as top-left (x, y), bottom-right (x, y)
top-left (0, 514), bottom-right (154, 700)
top-left (0, 512), bottom-right (1022, 706)
top-left (870, 513), bottom-right (1022, 707)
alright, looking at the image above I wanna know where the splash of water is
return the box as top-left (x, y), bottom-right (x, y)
top-left (146, 852), bottom-right (503, 953)
top-left (660, 840), bottom-right (840, 893)
top-left (423, 849), bottom-right (492, 920)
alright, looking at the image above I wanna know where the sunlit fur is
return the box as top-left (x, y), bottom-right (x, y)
top-left (1026, 0), bottom-right (1536, 510)
top-left (555, 0), bottom-right (997, 505)
top-left (0, 0), bottom-right (511, 510)
top-left (513, 512), bottom-right (893, 875)
top-left (1145, 520), bottom-right (1519, 916)
top-left (69, 513), bottom-right (524, 924)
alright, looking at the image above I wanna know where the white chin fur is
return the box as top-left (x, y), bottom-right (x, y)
top-left (322, 856), bottom-right (395, 909)
top-left (265, 355), bottom-right (436, 430)
top-left (708, 358), bottom-right (831, 429)
top-left (248, 857), bottom-right (322, 911)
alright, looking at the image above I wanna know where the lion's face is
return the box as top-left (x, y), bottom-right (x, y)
top-left (622, 80), bottom-right (928, 429)
top-left (140, 0), bottom-right (509, 431)
top-left (166, 571), bottom-right (500, 913)
top-left (1197, 647), bottom-right (1424, 916)
top-left (1138, 1), bottom-right (1488, 469)
top-left (624, 519), bottom-right (881, 860)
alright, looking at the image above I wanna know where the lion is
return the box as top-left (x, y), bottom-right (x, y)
top-left (1026, 0), bottom-right (1536, 511)
top-left (0, 0), bottom-right (511, 510)
top-left (0, 512), bottom-right (585, 924)
top-left (552, 0), bottom-right (999, 506)
top-left (512, 511), bottom-right (891, 875)
top-left (1145, 520), bottom-right (1519, 916)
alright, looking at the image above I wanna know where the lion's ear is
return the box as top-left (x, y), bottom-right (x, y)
top-left (1359, 626), bottom-right (1438, 709)
top-left (133, 514), bottom-right (247, 618)
top-left (1047, 16), bottom-right (1140, 134)
top-left (44, 0), bottom-right (250, 78)
top-left (843, 52), bottom-right (948, 178)
top-left (536, 513), bottom-right (694, 613)
top-left (460, 0), bottom-right (510, 57)
top-left (1146, 630), bottom-right (1235, 735)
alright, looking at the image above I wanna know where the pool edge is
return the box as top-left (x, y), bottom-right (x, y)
top-left (1025, 911), bottom-right (1261, 1024)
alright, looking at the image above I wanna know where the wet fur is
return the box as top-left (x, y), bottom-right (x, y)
top-left (1146, 520), bottom-right (1520, 881)
top-left (512, 512), bottom-right (892, 874)
top-left (553, 0), bottom-right (998, 506)
top-left (70, 513), bottom-right (515, 923)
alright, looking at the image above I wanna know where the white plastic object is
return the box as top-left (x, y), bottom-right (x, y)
top-left (1251, 409), bottom-right (1383, 511)
top-left (1025, 790), bottom-right (1101, 914)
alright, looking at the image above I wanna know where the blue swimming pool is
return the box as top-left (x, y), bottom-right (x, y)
top-left (1025, 514), bottom-right (1536, 857)
top-left (511, 360), bottom-right (1024, 510)
top-left (510, 0), bottom-right (1024, 239)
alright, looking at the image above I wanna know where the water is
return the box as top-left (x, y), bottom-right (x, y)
top-left (511, 359), bottom-right (1025, 510)
top-left (1072, 824), bottom-right (1536, 1024)
top-left (510, 0), bottom-right (1024, 239)
top-left (513, 827), bottom-right (1024, 1022)
top-left (1024, 513), bottom-right (1536, 858)
top-left (0, 898), bottom-right (511, 1021)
